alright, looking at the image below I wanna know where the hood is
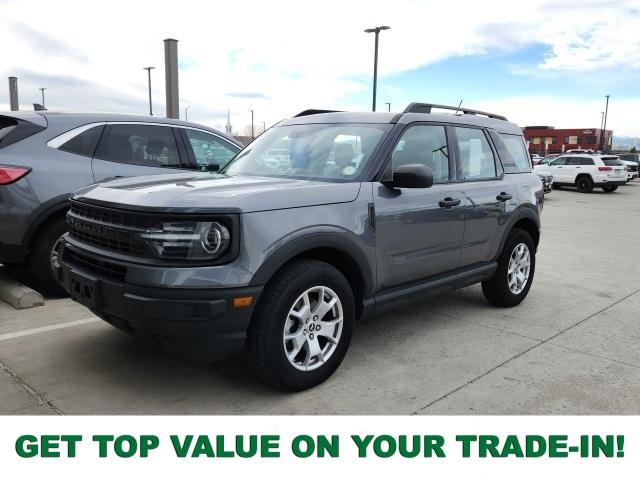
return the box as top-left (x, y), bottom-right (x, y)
top-left (72, 172), bottom-right (362, 213)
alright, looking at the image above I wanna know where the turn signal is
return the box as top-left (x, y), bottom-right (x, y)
top-left (233, 296), bottom-right (253, 308)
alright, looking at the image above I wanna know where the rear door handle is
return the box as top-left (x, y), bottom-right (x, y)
top-left (439, 197), bottom-right (461, 208)
top-left (496, 192), bottom-right (513, 202)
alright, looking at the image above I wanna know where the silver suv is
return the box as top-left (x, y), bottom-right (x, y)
top-left (0, 111), bottom-right (241, 294)
top-left (58, 103), bottom-right (543, 390)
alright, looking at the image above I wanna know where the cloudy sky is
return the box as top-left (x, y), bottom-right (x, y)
top-left (1, 0), bottom-right (639, 136)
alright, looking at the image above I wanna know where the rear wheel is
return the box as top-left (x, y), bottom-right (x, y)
top-left (246, 259), bottom-right (355, 391)
top-left (602, 185), bottom-right (618, 192)
top-left (482, 228), bottom-right (535, 307)
top-left (30, 217), bottom-right (68, 296)
top-left (575, 175), bottom-right (594, 193)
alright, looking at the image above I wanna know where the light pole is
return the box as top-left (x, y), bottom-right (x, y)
top-left (143, 66), bottom-right (155, 116)
top-left (600, 111), bottom-right (605, 152)
top-left (185, 105), bottom-right (190, 121)
top-left (261, 121), bottom-right (266, 133)
top-left (602, 95), bottom-right (610, 153)
top-left (385, 102), bottom-right (391, 112)
top-left (249, 109), bottom-right (254, 140)
top-left (364, 25), bottom-right (390, 112)
top-left (39, 87), bottom-right (46, 107)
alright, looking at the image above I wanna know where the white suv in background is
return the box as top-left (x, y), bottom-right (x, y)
top-left (618, 158), bottom-right (638, 181)
top-left (534, 154), bottom-right (627, 193)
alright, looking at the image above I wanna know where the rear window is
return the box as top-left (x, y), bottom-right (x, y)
top-left (59, 125), bottom-right (105, 157)
top-left (0, 116), bottom-right (45, 149)
top-left (497, 133), bottom-right (531, 173)
top-left (602, 158), bottom-right (623, 166)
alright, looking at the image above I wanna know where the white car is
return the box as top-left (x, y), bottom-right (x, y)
top-left (534, 154), bottom-right (627, 193)
top-left (618, 159), bottom-right (638, 181)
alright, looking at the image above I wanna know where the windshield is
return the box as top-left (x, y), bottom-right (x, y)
top-left (221, 123), bottom-right (391, 182)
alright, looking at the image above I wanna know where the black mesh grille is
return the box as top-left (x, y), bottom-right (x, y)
top-left (62, 248), bottom-right (127, 282)
top-left (67, 201), bottom-right (150, 256)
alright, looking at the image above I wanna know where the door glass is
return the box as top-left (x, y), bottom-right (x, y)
top-left (96, 124), bottom-right (181, 167)
top-left (454, 127), bottom-right (496, 179)
top-left (391, 125), bottom-right (449, 183)
top-left (59, 125), bottom-right (105, 157)
top-left (184, 129), bottom-right (239, 171)
top-left (550, 157), bottom-right (567, 166)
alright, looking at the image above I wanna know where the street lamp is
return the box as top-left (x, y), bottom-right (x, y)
top-left (249, 109), bottom-right (254, 140)
top-left (185, 105), bottom-right (190, 121)
top-left (385, 102), bottom-right (391, 112)
top-left (602, 95), bottom-right (610, 153)
top-left (143, 66), bottom-right (155, 116)
top-left (364, 25), bottom-right (390, 112)
top-left (39, 87), bottom-right (46, 107)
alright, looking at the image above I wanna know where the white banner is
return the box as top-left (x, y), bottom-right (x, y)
top-left (0, 416), bottom-right (635, 478)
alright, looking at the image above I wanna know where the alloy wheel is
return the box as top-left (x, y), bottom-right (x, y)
top-left (282, 285), bottom-right (344, 371)
top-left (507, 243), bottom-right (531, 295)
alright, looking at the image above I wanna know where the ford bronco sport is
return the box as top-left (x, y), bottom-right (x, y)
top-left (58, 103), bottom-right (542, 391)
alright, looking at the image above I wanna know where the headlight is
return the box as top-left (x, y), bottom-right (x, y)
top-left (138, 221), bottom-right (230, 260)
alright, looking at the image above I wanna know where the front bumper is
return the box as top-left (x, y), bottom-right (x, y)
top-left (59, 241), bottom-right (263, 362)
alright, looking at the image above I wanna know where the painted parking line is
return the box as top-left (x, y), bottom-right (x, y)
top-left (0, 317), bottom-right (100, 342)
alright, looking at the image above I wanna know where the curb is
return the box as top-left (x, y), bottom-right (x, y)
top-left (0, 273), bottom-right (45, 310)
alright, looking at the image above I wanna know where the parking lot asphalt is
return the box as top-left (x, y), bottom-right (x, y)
top-left (1, 183), bottom-right (639, 415)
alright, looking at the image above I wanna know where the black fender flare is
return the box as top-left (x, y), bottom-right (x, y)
top-left (249, 231), bottom-right (375, 299)
top-left (494, 205), bottom-right (540, 261)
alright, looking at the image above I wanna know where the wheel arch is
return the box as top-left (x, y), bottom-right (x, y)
top-left (250, 233), bottom-right (374, 319)
top-left (495, 207), bottom-right (540, 260)
top-left (22, 194), bottom-right (70, 253)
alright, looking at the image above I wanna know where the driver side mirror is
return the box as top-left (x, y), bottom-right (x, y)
top-left (382, 164), bottom-right (434, 189)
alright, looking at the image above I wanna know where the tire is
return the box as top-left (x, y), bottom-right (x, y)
top-left (482, 228), bottom-right (536, 308)
top-left (246, 259), bottom-right (355, 391)
top-left (29, 216), bottom-right (68, 296)
top-left (602, 185), bottom-right (618, 192)
top-left (575, 175), bottom-right (594, 193)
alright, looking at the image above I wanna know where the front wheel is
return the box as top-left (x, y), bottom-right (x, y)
top-left (602, 185), bottom-right (618, 192)
top-left (576, 175), bottom-right (594, 193)
top-left (482, 228), bottom-right (536, 307)
top-left (246, 259), bottom-right (355, 391)
top-left (29, 217), bottom-right (68, 296)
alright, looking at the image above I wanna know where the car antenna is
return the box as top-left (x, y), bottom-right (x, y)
top-left (453, 99), bottom-right (463, 115)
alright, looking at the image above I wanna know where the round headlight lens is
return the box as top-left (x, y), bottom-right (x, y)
top-left (202, 222), bottom-right (230, 255)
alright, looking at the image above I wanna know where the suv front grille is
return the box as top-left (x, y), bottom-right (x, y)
top-left (62, 248), bottom-right (127, 282)
top-left (67, 201), bottom-right (152, 256)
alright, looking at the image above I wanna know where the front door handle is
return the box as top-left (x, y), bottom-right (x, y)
top-left (439, 197), bottom-right (461, 208)
top-left (496, 192), bottom-right (513, 202)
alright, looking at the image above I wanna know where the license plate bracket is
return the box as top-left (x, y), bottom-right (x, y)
top-left (69, 270), bottom-right (100, 309)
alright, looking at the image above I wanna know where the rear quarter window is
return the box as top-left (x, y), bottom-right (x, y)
top-left (602, 158), bottom-right (623, 166)
top-left (491, 132), bottom-right (531, 173)
top-left (59, 125), bottom-right (105, 157)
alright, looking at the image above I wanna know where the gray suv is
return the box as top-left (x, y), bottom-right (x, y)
top-left (58, 103), bottom-right (543, 390)
top-left (0, 111), bottom-right (241, 294)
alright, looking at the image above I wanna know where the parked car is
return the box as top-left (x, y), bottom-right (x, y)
top-left (531, 154), bottom-right (543, 164)
top-left (534, 154), bottom-right (626, 192)
top-left (0, 111), bottom-right (242, 294)
top-left (617, 158), bottom-right (638, 181)
top-left (58, 103), bottom-right (542, 390)
top-left (536, 172), bottom-right (553, 193)
top-left (618, 152), bottom-right (639, 166)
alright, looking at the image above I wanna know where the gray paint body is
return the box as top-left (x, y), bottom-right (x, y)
top-left (66, 111), bottom-right (541, 301)
top-left (0, 111), bottom-right (241, 263)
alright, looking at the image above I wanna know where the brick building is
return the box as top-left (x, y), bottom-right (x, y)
top-left (522, 126), bottom-right (613, 155)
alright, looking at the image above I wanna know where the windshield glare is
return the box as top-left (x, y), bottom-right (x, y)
top-left (222, 123), bottom-right (391, 181)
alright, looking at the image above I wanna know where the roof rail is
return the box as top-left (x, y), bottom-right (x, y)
top-left (294, 109), bottom-right (342, 117)
top-left (403, 103), bottom-right (507, 121)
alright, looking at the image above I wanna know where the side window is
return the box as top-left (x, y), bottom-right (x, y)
top-left (499, 133), bottom-right (531, 172)
top-left (184, 129), bottom-right (239, 171)
top-left (550, 157), bottom-right (567, 166)
top-left (59, 125), bottom-right (104, 157)
top-left (454, 127), bottom-right (496, 179)
top-left (580, 158), bottom-right (595, 166)
top-left (391, 125), bottom-right (449, 183)
top-left (565, 157), bottom-right (580, 166)
top-left (96, 124), bottom-right (181, 167)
